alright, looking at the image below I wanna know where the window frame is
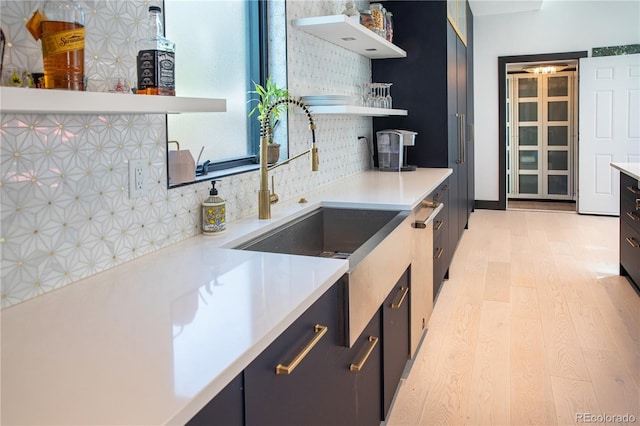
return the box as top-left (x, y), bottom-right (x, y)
top-left (166, 0), bottom-right (271, 185)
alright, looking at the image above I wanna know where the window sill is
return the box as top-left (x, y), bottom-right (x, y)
top-left (169, 163), bottom-right (260, 189)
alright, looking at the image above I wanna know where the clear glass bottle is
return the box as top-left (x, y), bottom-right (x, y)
top-left (370, 3), bottom-right (386, 38)
top-left (385, 11), bottom-right (393, 43)
top-left (360, 10), bottom-right (375, 32)
top-left (40, 0), bottom-right (85, 90)
top-left (136, 6), bottom-right (176, 96)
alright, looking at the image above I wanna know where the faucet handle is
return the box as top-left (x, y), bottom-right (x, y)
top-left (311, 142), bottom-right (319, 171)
top-left (270, 175), bottom-right (279, 204)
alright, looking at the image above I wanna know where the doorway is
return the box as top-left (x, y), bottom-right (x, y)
top-left (507, 64), bottom-right (577, 205)
top-left (497, 51), bottom-right (588, 210)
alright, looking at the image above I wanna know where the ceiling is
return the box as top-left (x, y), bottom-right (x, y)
top-left (468, 0), bottom-right (544, 16)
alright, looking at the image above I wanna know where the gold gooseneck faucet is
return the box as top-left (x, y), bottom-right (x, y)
top-left (259, 97), bottom-right (318, 219)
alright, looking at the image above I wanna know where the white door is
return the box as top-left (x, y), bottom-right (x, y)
top-left (578, 54), bottom-right (640, 215)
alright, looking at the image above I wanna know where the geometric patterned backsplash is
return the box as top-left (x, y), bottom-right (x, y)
top-left (0, 0), bottom-right (374, 309)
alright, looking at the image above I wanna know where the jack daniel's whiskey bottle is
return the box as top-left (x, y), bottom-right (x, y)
top-left (136, 6), bottom-right (175, 95)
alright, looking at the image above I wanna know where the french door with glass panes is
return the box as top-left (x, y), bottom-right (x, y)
top-left (507, 71), bottom-right (576, 200)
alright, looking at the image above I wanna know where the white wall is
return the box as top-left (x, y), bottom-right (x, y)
top-left (473, 0), bottom-right (640, 202)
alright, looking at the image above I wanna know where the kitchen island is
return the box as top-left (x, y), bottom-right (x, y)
top-left (611, 162), bottom-right (640, 292)
top-left (1, 168), bottom-right (451, 425)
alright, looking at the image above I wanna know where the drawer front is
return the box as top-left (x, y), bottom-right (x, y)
top-left (432, 206), bottom-right (448, 300)
top-left (382, 269), bottom-right (411, 420)
top-left (433, 242), bottom-right (447, 300)
top-left (429, 181), bottom-right (450, 206)
top-left (620, 173), bottom-right (640, 234)
top-left (620, 219), bottom-right (640, 289)
top-left (432, 204), bottom-right (448, 242)
top-left (431, 179), bottom-right (450, 301)
top-left (244, 283), bottom-right (343, 426)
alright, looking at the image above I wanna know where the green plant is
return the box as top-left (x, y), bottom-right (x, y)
top-left (248, 77), bottom-right (290, 143)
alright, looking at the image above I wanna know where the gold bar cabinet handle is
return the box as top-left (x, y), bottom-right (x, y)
top-left (434, 247), bottom-right (444, 260)
top-left (275, 324), bottom-right (327, 375)
top-left (413, 221), bottom-right (427, 229)
top-left (626, 211), bottom-right (640, 222)
top-left (626, 237), bottom-right (640, 248)
top-left (391, 286), bottom-right (409, 309)
top-left (421, 199), bottom-right (439, 208)
top-left (349, 336), bottom-right (379, 372)
top-left (434, 220), bottom-right (444, 231)
top-left (626, 185), bottom-right (640, 195)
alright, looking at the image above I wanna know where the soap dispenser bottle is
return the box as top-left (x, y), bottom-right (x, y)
top-left (202, 180), bottom-right (225, 235)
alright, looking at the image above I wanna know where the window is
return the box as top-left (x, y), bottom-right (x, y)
top-left (164, 0), bottom-right (279, 184)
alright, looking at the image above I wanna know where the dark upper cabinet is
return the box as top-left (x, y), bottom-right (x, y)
top-left (373, 0), bottom-right (474, 285)
top-left (466, 3), bottom-right (475, 219)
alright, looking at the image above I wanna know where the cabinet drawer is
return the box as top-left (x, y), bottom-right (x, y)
top-left (620, 219), bottom-right (640, 290)
top-left (620, 173), bottom-right (640, 234)
top-left (432, 182), bottom-right (449, 295)
top-left (244, 283), bottom-right (343, 426)
top-left (433, 243), bottom-right (447, 300)
top-left (382, 269), bottom-right (411, 420)
top-left (187, 373), bottom-right (244, 426)
top-left (432, 205), bottom-right (448, 242)
top-left (428, 181), bottom-right (450, 206)
top-left (341, 309), bottom-right (382, 425)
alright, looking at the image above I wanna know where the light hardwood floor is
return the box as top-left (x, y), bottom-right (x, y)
top-left (386, 209), bottom-right (639, 426)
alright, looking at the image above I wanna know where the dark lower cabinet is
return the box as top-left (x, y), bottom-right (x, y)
top-left (187, 373), bottom-right (244, 426)
top-left (431, 179), bottom-right (450, 299)
top-left (619, 173), bottom-right (640, 291)
top-left (244, 282), bottom-right (344, 426)
top-left (620, 219), bottom-right (640, 290)
top-left (188, 271), bottom-right (412, 426)
top-left (382, 268), bottom-right (411, 419)
top-left (342, 310), bottom-right (383, 425)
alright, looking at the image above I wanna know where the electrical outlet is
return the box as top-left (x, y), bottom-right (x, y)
top-left (128, 159), bottom-right (148, 198)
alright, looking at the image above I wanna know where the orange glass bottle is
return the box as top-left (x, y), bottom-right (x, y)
top-left (41, 0), bottom-right (85, 90)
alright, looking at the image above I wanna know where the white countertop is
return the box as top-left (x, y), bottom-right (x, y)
top-left (0, 168), bottom-right (451, 426)
top-left (611, 162), bottom-right (640, 181)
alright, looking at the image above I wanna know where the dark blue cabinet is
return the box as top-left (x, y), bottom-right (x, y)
top-left (188, 270), bottom-right (412, 425)
top-left (244, 281), bottom-right (344, 426)
top-left (187, 373), bottom-right (244, 426)
top-left (382, 269), bottom-right (411, 419)
top-left (373, 1), bottom-right (474, 292)
top-left (619, 173), bottom-right (640, 291)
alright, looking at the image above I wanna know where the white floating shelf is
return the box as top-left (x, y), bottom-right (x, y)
top-left (0, 87), bottom-right (226, 115)
top-left (293, 15), bottom-right (406, 59)
top-left (308, 105), bottom-right (408, 116)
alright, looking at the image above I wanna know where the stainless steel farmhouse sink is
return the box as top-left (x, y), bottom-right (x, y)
top-left (234, 206), bottom-right (413, 346)
top-left (234, 207), bottom-right (406, 265)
